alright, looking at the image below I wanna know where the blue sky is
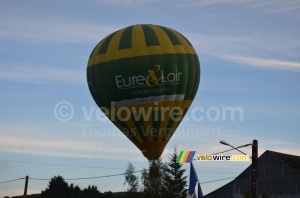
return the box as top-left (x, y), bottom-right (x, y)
top-left (0, 0), bottom-right (300, 196)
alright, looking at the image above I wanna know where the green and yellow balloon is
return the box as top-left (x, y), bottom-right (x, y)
top-left (87, 24), bottom-right (200, 160)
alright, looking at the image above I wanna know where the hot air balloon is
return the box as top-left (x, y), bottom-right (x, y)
top-left (87, 24), bottom-right (200, 160)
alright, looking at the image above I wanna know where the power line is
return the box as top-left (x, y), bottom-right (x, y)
top-left (66, 170), bottom-right (143, 181)
top-left (0, 159), bottom-right (125, 170)
top-left (0, 170), bottom-right (143, 184)
top-left (0, 177), bottom-right (25, 184)
top-left (2, 172), bottom-right (243, 187)
top-left (1, 173), bottom-right (236, 186)
top-left (200, 173), bottom-right (250, 185)
top-left (30, 170), bottom-right (143, 181)
top-left (197, 171), bottom-right (238, 175)
top-left (200, 176), bottom-right (236, 184)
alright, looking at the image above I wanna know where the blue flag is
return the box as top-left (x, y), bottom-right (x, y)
top-left (188, 162), bottom-right (203, 198)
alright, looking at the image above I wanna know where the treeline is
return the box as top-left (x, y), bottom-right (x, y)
top-left (9, 148), bottom-right (187, 198)
top-left (124, 148), bottom-right (187, 198)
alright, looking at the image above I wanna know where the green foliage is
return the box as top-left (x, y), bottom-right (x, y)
top-left (41, 175), bottom-right (70, 198)
top-left (162, 148), bottom-right (188, 198)
top-left (41, 175), bottom-right (104, 198)
top-left (141, 158), bottom-right (165, 198)
top-left (140, 147), bottom-right (188, 198)
top-left (35, 148), bottom-right (188, 198)
top-left (83, 185), bottom-right (102, 198)
top-left (123, 162), bottom-right (139, 192)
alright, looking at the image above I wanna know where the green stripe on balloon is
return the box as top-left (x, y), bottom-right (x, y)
top-left (98, 31), bottom-right (117, 54)
top-left (148, 53), bottom-right (163, 65)
top-left (142, 25), bottom-right (160, 46)
top-left (119, 26), bottom-right (133, 50)
top-left (158, 26), bottom-right (182, 45)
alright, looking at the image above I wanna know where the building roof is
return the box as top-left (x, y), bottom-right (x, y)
top-left (204, 150), bottom-right (300, 197)
top-left (268, 150), bottom-right (300, 176)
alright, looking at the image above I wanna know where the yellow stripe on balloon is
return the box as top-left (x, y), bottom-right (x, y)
top-left (106, 28), bottom-right (125, 62)
top-left (150, 25), bottom-right (176, 54)
top-left (132, 25), bottom-right (148, 57)
top-left (173, 45), bottom-right (186, 54)
top-left (117, 49), bottom-right (132, 60)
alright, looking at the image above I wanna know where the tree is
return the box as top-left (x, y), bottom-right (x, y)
top-left (41, 175), bottom-right (105, 198)
top-left (124, 162), bottom-right (139, 192)
top-left (83, 185), bottom-right (102, 198)
top-left (141, 158), bottom-right (165, 198)
top-left (162, 147), bottom-right (188, 198)
top-left (41, 175), bottom-right (70, 198)
top-left (69, 183), bottom-right (84, 198)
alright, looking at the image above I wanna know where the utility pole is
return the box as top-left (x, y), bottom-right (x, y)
top-left (251, 140), bottom-right (258, 198)
top-left (24, 175), bottom-right (29, 196)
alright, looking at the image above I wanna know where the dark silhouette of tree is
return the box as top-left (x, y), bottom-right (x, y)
top-left (83, 185), bottom-right (103, 198)
top-left (162, 147), bottom-right (188, 198)
top-left (102, 191), bottom-right (114, 198)
top-left (41, 175), bottom-right (105, 198)
top-left (123, 162), bottom-right (139, 192)
top-left (41, 175), bottom-right (70, 198)
top-left (69, 183), bottom-right (84, 198)
top-left (141, 158), bottom-right (165, 198)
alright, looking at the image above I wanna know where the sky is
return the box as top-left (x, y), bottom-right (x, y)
top-left (0, 0), bottom-right (300, 197)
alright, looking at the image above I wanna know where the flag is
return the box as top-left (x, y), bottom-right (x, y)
top-left (188, 162), bottom-right (203, 198)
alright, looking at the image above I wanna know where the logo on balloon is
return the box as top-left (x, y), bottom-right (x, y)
top-left (146, 65), bottom-right (163, 87)
top-left (115, 64), bottom-right (182, 90)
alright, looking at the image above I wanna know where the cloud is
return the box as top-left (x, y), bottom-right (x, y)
top-left (87, 0), bottom-right (161, 6)
top-left (181, 0), bottom-right (253, 6)
top-left (172, 0), bottom-right (300, 13)
top-left (0, 11), bottom-right (119, 44)
top-left (0, 122), bottom-right (145, 162)
top-left (189, 32), bottom-right (300, 59)
top-left (87, 0), bottom-right (300, 13)
top-left (248, 0), bottom-right (300, 13)
top-left (0, 133), bottom-right (141, 161)
top-left (187, 33), bottom-right (300, 72)
top-left (1, 2), bottom-right (299, 75)
top-left (219, 54), bottom-right (300, 72)
top-left (0, 63), bottom-right (86, 85)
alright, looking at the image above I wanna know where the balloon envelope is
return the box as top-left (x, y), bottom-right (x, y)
top-left (87, 24), bottom-right (200, 160)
